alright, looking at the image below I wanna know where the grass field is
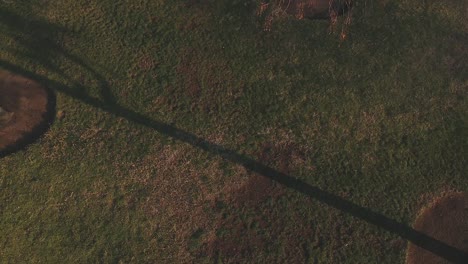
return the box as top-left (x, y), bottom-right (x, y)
top-left (0, 0), bottom-right (467, 263)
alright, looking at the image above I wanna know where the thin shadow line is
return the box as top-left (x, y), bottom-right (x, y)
top-left (1, 60), bottom-right (466, 263)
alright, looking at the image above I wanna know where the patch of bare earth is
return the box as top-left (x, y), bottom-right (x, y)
top-left (0, 70), bottom-right (51, 152)
top-left (129, 129), bottom-right (316, 262)
top-left (406, 192), bottom-right (468, 264)
top-left (176, 47), bottom-right (241, 114)
top-left (199, 131), bottom-right (316, 262)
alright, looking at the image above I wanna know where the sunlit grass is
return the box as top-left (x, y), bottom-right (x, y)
top-left (0, 0), bottom-right (466, 262)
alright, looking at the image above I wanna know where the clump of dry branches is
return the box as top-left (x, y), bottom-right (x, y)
top-left (256, 0), bottom-right (354, 40)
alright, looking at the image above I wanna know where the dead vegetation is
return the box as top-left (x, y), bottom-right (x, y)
top-left (114, 127), bottom-right (319, 262)
top-left (257, 0), bottom-right (353, 38)
top-left (176, 47), bottom-right (241, 115)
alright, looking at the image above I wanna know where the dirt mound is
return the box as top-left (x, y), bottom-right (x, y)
top-left (0, 70), bottom-right (54, 156)
top-left (406, 192), bottom-right (468, 264)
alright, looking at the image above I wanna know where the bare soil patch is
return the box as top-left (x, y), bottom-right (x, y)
top-left (0, 70), bottom-right (54, 156)
top-left (197, 140), bottom-right (315, 262)
top-left (406, 192), bottom-right (468, 264)
top-left (135, 134), bottom-right (315, 262)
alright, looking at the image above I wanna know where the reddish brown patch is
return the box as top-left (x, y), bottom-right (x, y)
top-left (195, 140), bottom-right (316, 262)
top-left (0, 70), bottom-right (51, 151)
top-left (390, 239), bottom-right (407, 252)
top-left (176, 47), bottom-right (238, 114)
top-left (257, 141), bottom-right (308, 175)
top-left (229, 172), bottom-right (286, 208)
top-left (201, 215), bottom-right (267, 260)
top-left (406, 192), bottom-right (468, 264)
top-left (138, 54), bottom-right (158, 72)
top-left (136, 134), bottom-right (314, 262)
top-left (265, 143), bottom-right (291, 174)
top-left (330, 219), bottom-right (353, 249)
top-left (199, 200), bottom-right (316, 263)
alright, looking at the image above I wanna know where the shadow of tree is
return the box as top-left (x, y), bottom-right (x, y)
top-left (0, 3), bottom-right (466, 263)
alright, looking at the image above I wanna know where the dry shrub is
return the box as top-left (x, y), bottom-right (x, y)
top-left (257, 0), bottom-right (353, 38)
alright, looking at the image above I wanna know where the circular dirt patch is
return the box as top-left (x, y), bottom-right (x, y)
top-left (406, 192), bottom-right (468, 264)
top-left (0, 70), bottom-right (55, 156)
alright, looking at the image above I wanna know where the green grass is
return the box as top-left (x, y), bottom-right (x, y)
top-left (1, 0), bottom-right (467, 263)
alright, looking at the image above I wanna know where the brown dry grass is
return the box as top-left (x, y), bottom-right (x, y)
top-left (125, 141), bottom-right (249, 262)
top-left (0, 70), bottom-right (49, 150)
top-left (177, 48), bottom-right (202, 99)
top-left (176, 47), bottom-right (240, 115)
top-left (406, 192), bottom-right (468, 264)
top-left (115, 127), bottom-right (317, 262)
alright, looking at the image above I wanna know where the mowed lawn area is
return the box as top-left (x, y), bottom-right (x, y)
top-left (0, 0), bottom-right (467, 263)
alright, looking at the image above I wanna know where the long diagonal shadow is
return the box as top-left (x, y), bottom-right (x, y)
top-left (1, 59), bottom-right (467, 263)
